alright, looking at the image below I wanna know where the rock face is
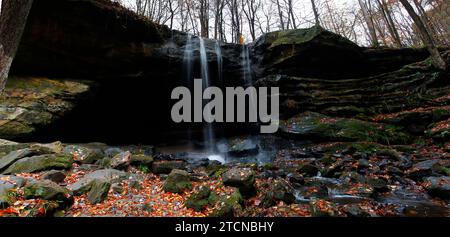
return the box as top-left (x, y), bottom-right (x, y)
top-left (251, 26), bottom-right (429, 79)
top-left (0, 77), bottom-right (92, 140)
top-left (0, 0), bottom-right (438, 143)
top-left (280, 111), bottom-right (410, 144)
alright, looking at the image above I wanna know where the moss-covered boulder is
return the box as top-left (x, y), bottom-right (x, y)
top-left (163, 169), bottom-right (192, 194)
top-left (209, 189), bottom-right (243, 217)
top-left (0, 175), bottom-right (26, 208)
top-left (260, 178), bottom-right (296, 208)
top-left (280, 112), bottom-right (410, 144)
top-left (68, 169), bottom-right (128, 196)
top-left (185, 186), bottom-right (217, 212)
top-left (2, 154), bottom-right (73, 174)
top-left (24, 180), bottom-right (70, 201)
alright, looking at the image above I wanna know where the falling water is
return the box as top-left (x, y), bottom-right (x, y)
top-left (215, 41), bottom-right (223, 83)
top-left (182, 35), bottom-right (195, 142)
top-left (183, 35), bottom-right (194, 85)
top-left (199, 38), bottom-right (214, 151)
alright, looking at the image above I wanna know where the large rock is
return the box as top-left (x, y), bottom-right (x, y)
top-left (260, 178), bottom-right (296, 207)
top-left (86, 179), bottom-right (111, 204)
top-left (24, 180), bottom-right (70, 202)
top-left (0, 148), bottom-right (35, 172)
top-left (163, 169), bottom-right (192, 194)
top-left (68, 169), bottom-right (128, 196)
top-left (2, 154), bottom-right (73, 174)
top-left (185, 186), bottom-right (216, 212)
top-left (110, 151), bottom-right (132, 169)
top-left (0, 175), bottom-right (26, 208)
top-left (222, 167), bottom-right (256, 197)
top-left (63, 145), bottom-right (104, 164)
top-left (280, 112), bottom-right (410, 144)
top-left (217, 138), bottom-right (259, 157)
top-left (406, 160), bottom-right (442, 180)
top-left (423, 176), bottom-right (450, 200)
top-left (151, 160), bottom-right (186, 174)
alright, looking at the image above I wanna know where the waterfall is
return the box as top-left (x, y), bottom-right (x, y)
top-left (182, 35), bottom-right (195, 142)
top-left (199, 38), bottom-right (214, 151)
top-left (183, 35), bottom-right (194, 85)
top-left (215, 41), bottom-right (223, 83)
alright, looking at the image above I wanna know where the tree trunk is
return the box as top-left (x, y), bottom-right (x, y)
top-left (0, 0), bottom-right (34, 94)
top-left (399, 0), bottom-right (447, 70)
top-left (358, 0), bottom-right (379, 47)
top-left (311, 0), bottom-right (320, 26)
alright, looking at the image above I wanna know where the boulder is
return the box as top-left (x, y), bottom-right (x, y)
top-left (217, 138), bottom-right (259, 157)
top-left (68, 169), bottom-right (128, 196)
top-left (260, 178), bottom-right (296, 207)
top-left (423, 176), bottom-right (450, 200)
top-left (209, 189), bottom-right (243, 217)
top-left (0, 175), bottom-right (26, 208)
top-left (0, 148), bottom-right (35, 172)
top-left (297, 163), bottom-right (319, 177)
top-left (406, 160), bottom-right (442, 180)
top-left (110, 151), bottom-right (132, 169)
top-left (185, 186), bottom-right (216, 212)
top-left (2, 154), bottom-right (73, 174)
top-left (222, 167), bottom-right (256, 197)
top-left (63, 145), bottom-right (104, 164)
top-left (130, 154), bottom-right (154, 167)
top-left (162, 169), bottom-right (192, 194)
top-left (87, 179), bottom-right (111, 204)
top-left (152, 160), bottom-right (186, 174)
top-left (24, 180), bottom-right (72, 204)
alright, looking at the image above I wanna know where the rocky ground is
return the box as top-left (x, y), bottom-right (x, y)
top-left (0, 125), bottom-right (449, 217)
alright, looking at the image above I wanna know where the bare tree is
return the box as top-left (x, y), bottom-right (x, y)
top-left (311, 0), bottom-right (320, 26)
top-left (0, 0), bottom-right (34, 93)
top-left (399, 0), bottom-right (446, 70)
top-left (358, 0), bottom-right (379, 47)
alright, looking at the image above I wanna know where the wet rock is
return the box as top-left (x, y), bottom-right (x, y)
top-left (68, 169), bottom-right (128, 196)
top-left (423, 176), bottom-right (450, 200)
top-left (322, 159), bottom-right (346, 178)
top-left (163, 169), bottom-right (192, 194)
top-left (287, 173), bottom-right (305, 187)
top-left (366, 178), bottom-right (390, 193)
top-left (63, 145), bottom-right (104, 164)
top-left (280, 112), bottom-right (410, 145)
top-left (343, 204), bottom-right (371, 217)
top-left (406, 160), bottom-right (442, 180)
top-left (185, 186), bottom-right (216, 212)
top-left (87, 179), bottom-right (111, 204)
top-left (151, 160), bottom-right (186, 174)
top-left (297, 163), bottom-right (319, 177)
top-left (110, 151), bottom-right (132, 169)
top-left (42, 170), bottom-right (66, 183)
top-left (358, 159), bottom-right (371, 169)
top-left (209, 189), bottom-right (243, 217)
top-left (2, 154), bottom-right (73, 174)
top-left (24, 180), bottom-right (73, 207)
top-left (217, 138), bottom-right (259, 157)
top-left (260, 178), bottom-right (296, 207)
top-left (222, 167), bottom-right (256, 197)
